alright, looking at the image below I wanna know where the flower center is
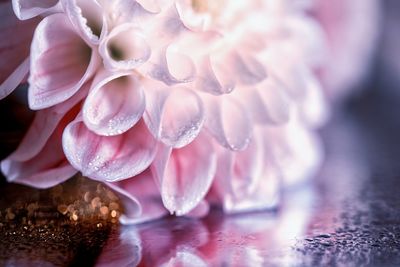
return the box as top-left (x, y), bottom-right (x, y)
top-left (191, 0), bottom-right (225, 17)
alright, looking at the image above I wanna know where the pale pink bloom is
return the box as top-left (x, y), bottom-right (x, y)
top-left (0, 0), bottom-right (372, 224)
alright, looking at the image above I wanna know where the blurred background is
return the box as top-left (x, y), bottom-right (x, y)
top-left (1, 0), bottom-right (400, 266)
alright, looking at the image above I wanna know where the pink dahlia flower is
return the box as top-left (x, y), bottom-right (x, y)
top-left (0, 0), bottom-right (378, 224)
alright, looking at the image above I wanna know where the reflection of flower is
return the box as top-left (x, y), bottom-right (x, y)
top-left (0, 1), bottom-right (378, 223)
top-left (93, 185), bottom-right (314, 266)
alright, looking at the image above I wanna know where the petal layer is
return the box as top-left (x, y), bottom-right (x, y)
top-left (62, 0), bottom-right (105, 44)
top-left (0, 2), bottom-right (39, 99)
top-left (151, 133), bottom-right (217, 215)
top-left (107, 170), bottom-right (168, 224)
top-left (63, 118), bottom-right (157, 182)
top-left (203, 95), bottom-right (252, 151)
top-left (83, 71), bottom-right (145, 136)
top-left (144, 85), bottom-right (204, 148)
top-left (12, 0), bottom-right (60, 20)
top-left (1, 107), bottom-right (79, 188)
top-left (28, 13), bottom-right (97, 109)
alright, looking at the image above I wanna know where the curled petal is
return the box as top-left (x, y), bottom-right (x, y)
top-left (166, 46), bottom-right (196, 82)
top-left (0, 3), bottom-right (39, 99)
top-left (203, 95), bottom-right (252, 151)
top-left (212, 131), bottom-right (280, 213)
top-left (264, 45), bottom-right (308, 98)
top-left (106, 170), bottom-right (168, 224)
top-left (136, 0), bottom-right (162, 13)
top-left (62, 0), bottom-right (105, 44)
top-left (83, 71), bottom-right (145, 136)
top-left (286, 15), bottom-right (327, 67)
top-left (299, 70), bottom-right (329, 127)
top-left (151, 133), bottom-right (217, 216)
top-left (12, 0), bottom-right (61, 20)
top-left (10, 82), bottom-right (89, 162)
top-left (144, 85), bottom-right (204, 148)
top-left (265, 115), bottom-right (323, 187)
top-left (0, 58), bottom-right (30, 100)
top-left (104, 182), bottom-right (142, 223)
top-left (148, 45), bottom-right (196, 85)
top-left (256, 79), bottom-right (292, 124)
top-left (158, 4), bottom-right (188, 37)
top-left (1, 152), bottom-right (76, 189)
top-left (236, 78), bottom-right (292, 125)
top-left (63, 118), bottom-right (157, 182)
top-left (175, 0), bottom-right (209, 31)
top-left (28, 13), bottom-right (98, 110)
top-left (232, 51), bottom-right (267, 85)
top-left (196, 55), bottom-right (235, 95)
top-left (99, 23), bottom-right (151, 71)
top-left (1, 108), bottom-right (79, 189)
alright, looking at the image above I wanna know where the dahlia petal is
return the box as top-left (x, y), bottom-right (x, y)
top-left (28, 13), bottom-right (98, 109)
top-left (144, 85), bottom-right (204, 148)
top-left (265, 116), bottom-right (323, 187)
top-left (1, 158), bottom-right (76, 189)
top-left (99, 23), bottom-right (151, 71)
top-left (10, 110), bottom-right (63, 162)
top-left (61, 0), bottom-right (105, 44)
top-left (0, 58), bottom-right (29, 100)
top-left (1, 114), bottom-right (77, 189)
top-left (51, 80), bottom-right (91, 114)
top-left (104, 182), bottom-right (142, 222)
top-left (10, 82), bottom-right (89, 162)
top-left (107, 170), bottom-right (168, 224)
top-left (83, 71), bottom-right (145, 136)
top-left (149, 45), bottom-right (196, 85)
top-left (166, 46), bottom-right (196, 82)
top-left (203, 95), bottom-right (252, 151)
top-left (299, 71), bottom-right (329, 127)
top-left (159, 4), bottom-right (187, 37)
top-left (286, 15), bottom-right (327, 67)
top-left (63, 118), bottom-right (157, 182)
top-left (236, 79), bottom-right (292, 125)
top-left (151, 134), bottom-right (217, 216)
top-left (196, 56), bottom-right (235, 95)
top-left (233, 52), bottom-right (267, 85)
top-left (264, 45), bottom-right (307, 98)
top-left (0, 3), bottom-right (39, 97)
top-left (256, 79), bottom-right (292, 124)
top-left (212, 131), bottom-right (280, 213)
top-left (136, 0), bottom-right (161, 13)
top-left (12, 0), bottom-right (60, 20)
top-left (175, 0), bottom-right (208, 31)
